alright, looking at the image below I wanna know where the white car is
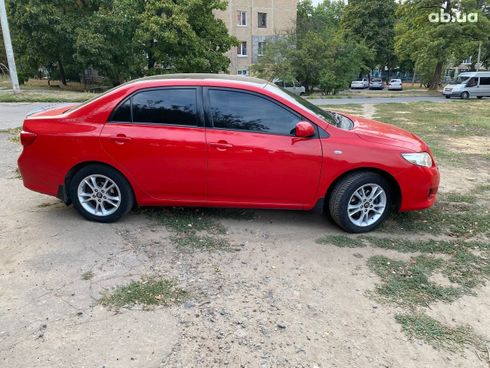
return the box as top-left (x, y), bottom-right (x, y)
top-left (350, 78), bottom-right (369, 89)
top-left (273, 79), bottom-right (306, 96)
top-left (388, 79), bottom-right (403, 91)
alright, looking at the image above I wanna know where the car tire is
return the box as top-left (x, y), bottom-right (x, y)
top-left (445, 95), bottom-right (451, 99)
top-left (69, 164), bottom-right (134, 223)
top-left (461, 91), bottom-right (470, 99)
top-left (477, 96), bottom-right (483, 100)
top-left (328, 172), bottom-right (392, 233)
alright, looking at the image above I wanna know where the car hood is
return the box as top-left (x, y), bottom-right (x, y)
top-left (351, 115), bottom-right (426, 152)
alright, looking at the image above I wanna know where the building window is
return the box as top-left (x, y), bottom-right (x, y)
top-left (237, 11), bottom-right (247, 26)
top-left (258, 12), bottom-right (267, 28)
top-left (238, 42), bottom-right (247, 57)
top-left (237, 70), bottom-right (248, 76)
top-left (257, 41), bottom-right (266, 56)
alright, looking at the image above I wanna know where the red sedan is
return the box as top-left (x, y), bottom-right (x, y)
top-left (18, 74), bottom-right (439, 233)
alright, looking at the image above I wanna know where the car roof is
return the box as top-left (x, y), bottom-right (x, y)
top-left (459, 72), bottom-right (490, 76)
top-left (131, 73), bottom-right (269, 88)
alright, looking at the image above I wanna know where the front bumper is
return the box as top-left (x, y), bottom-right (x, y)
top-left (397, 165), bottom-right (440, 212)
top-left (442, 91), bottom-right (463, 97)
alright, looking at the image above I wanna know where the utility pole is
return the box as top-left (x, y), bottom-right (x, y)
top-left (0, 0), bottom-right (20, 93)
top-left (476, 42), bottom-right (482, 72)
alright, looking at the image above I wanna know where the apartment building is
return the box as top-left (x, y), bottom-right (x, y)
top-left (215, 0), bottom-right (297, 75)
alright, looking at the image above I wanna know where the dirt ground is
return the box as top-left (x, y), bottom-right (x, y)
top-left (1, 109), bottom-right (489, 368)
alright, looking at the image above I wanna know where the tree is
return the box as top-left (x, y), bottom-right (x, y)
top-left (136, 0), bottom-right (237, 74)
top-left (395, 0), bottom-right (490, 89)
top-left (340, 0), bottom-right (397, 74)
top-left (249, 36), bottom-right (295, 81)
top-left (74, 0), bottom-right (146, 86)
top-left (251, 0), bottom-right (370, 94)
top-left (8, 0), bottom-right (237, 86)
top-left (8, 0), bottom-right (97, 85)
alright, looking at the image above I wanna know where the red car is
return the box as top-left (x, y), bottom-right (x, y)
top-left (18, 74), bottom-right (439, 233)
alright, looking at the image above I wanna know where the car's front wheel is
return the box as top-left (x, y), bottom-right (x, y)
top-left (69, 164), bottom-right (134, 223)
top-left (329, 172), bottom-right (392, 233)
top-left (461, 91), bottom-right (470, 99)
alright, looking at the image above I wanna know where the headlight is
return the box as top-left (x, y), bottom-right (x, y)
top-left (401, 152), bottom-right (433, 167)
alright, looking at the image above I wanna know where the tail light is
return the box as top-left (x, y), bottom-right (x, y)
top-left (20, 131), bottom-right (37, 146)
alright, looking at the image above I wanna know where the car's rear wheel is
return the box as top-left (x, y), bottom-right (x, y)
top-left (461, 91), bottom-right (470, 99)
top-left (69, 164), bottom-right (133, 223)
top-left (329, 172), bottom-right (392, 233)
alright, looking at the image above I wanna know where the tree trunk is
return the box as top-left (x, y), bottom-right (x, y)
top-left (147, 40), bottom-right (156, 71)
top-left (58, 60), bottom-right (67, 85)
top-left (429, 61), bottom-right (443, 90)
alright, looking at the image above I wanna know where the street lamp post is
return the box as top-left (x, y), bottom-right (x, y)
top-left (0, 0), bottom-right (20, 93)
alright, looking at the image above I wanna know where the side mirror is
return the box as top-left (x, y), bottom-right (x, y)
top-left (295, 121), bottom-right (315, 138)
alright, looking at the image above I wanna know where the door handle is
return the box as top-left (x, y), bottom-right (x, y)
top-left (110, 134), bottom-right (131, 145)
top-left (210, 141), bottom-right (233, 150)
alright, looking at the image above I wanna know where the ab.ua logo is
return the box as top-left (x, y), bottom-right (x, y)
top-left (428, 9), bottom-right (479, 23)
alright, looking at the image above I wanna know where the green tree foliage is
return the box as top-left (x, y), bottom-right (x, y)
top-left (395, 0), bottom-right (490, 89)
top-left (136, 0), bottom-right (237, 75)
top-left (251, 0), bottom-right (370, 94)
top-left (74, 0), bottom-right (145, 86)
top-left (340, 0), bottom-right (397, 71)
top-left (8, 0), bottom-right (97, 84)
top-left (8, 0), bottom-right (237, 86)
top-left (249, 36), bottom-right (296, 81)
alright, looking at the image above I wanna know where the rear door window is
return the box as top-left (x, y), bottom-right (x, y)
top-left (132, 89), bottom-right (198, 126)
top-left (109, 88), bottom-right (199, 126)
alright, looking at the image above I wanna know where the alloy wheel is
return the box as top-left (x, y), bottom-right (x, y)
top-left (347, 183), bottom-right (387, 227)
top-left (77, 174), bottom-right (121, 217)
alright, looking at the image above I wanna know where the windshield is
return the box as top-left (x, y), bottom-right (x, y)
top-left (264, 83), bottom-right (338, 126)
top-left (450, 76), bottom-right (470, 85)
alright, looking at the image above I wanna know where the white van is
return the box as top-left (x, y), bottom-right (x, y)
top-left (273, 79), bottom-right (306, 96)
top-left (443, 71), bottom-right (490, 99)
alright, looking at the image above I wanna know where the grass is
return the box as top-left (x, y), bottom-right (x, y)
top-left (141, 207), bottom-right (247, 251)
top-left (81, 271), bottom-right (94, 280)
top-left (381, 202), bottom-right (490, 238)
top-left (98, 277), bottom-right (186, 309)
top-left (321, 104), bottom-right (364, 115)
top-left (396, 313), bottom-right (488, 352)
top-left (316, 234), bottom-right (365, 248)
top-left (318, 234), bottom-right (489, 306)
top-left (0, 78), bottom-right (102, 102)
top-left (0, 93), bottom-right (91, 103)
top-left (0, 127), bottom-right (22, 143)
top-left (373, 101), bottom-right (490, 166)
top-left (317, 234), bottom-right (489, 255)
top-left (367, 255), bottom-right (464, 307)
